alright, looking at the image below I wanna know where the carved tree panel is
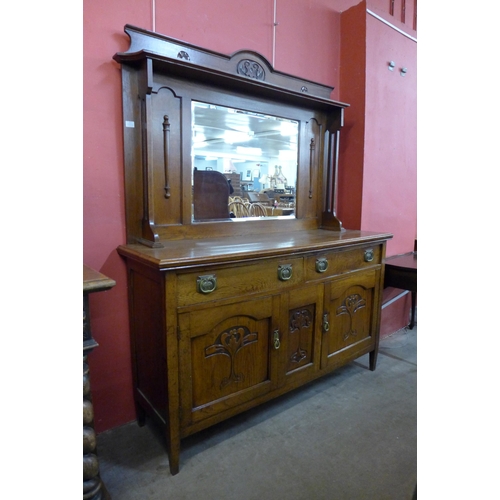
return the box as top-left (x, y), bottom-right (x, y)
top-left (179, 296), bottom-right (277, 424)
top-left (325, 271), bottom-right (377, 355)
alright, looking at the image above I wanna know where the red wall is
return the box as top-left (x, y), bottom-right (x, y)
top-left (83, 0), bottom-right (150, 432)
top-left (363, 11), bottom-right (417, 251)
top-left (362, 4), bottom-right (417, 334)
top-left (338, 1), bottom-right (417, 336)
top-left (83, 0), bottom-right (417, 432)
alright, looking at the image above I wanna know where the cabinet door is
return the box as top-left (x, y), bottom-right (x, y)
top-left (178, 295), bottom-right (280, 429)
top-left (282, 284), bottom-right (323, 387)
top-left (321, 269), bottom-right (380, 369)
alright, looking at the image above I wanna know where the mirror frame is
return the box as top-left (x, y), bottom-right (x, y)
top-left (114, 24), bottom-right (348, 246)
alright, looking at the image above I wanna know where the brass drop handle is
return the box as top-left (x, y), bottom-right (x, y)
top-left (273, 329), bottom-right (281, 350)
top-left (316, 258), bottom-right (329, 273)
top-left (277, 264), bottom-right (293, 281)
top-left (197, 274), bottom-right (217, 294)
top-left (323, 313), bottom-right (330, 333)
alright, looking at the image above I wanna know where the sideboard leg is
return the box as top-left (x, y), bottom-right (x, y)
top-left (166, 429), bottom-right (181, 475)
top-left (409, 291), bottom-right (416, 330)
top-left (168, 445), bottom-right (180, 475)
top-left (369, 349), bottom-right (378, 371)
top-left (169, 458), bottom-right (180, 476)
top-left (135, 402), bottom-right (146, 427)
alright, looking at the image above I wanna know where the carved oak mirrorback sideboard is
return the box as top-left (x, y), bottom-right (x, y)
top-left (114, 24), bottom-right (392, 475)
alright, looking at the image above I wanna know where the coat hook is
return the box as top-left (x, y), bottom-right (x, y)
top-left (400, 67), bottom-right (407, 76)
top-left (388, 61), bottom-right (395, 71)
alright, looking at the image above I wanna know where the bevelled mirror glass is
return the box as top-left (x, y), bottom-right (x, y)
top-left (191, 101), bottom-right (298, 221)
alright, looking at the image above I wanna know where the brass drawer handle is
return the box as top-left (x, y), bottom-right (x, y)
top-left (277, 264), bottom-right (293, 281)
top-left (364, 249), bottom-right (374, 262)
top-left (323, 313), bottom-right (330, 333)
top-left (273, 329), bottom-right (281, 350)
top-left (316, 258), bottom-right (329, 273)
top-left (197, 274), bottom-right (217, 294)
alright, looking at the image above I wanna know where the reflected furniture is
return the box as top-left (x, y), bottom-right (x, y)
top-left (246, 192), bottom-right (272, 204)
top-left (248, 202), bottom-right (267, 217)
top-left (265, 206), bottom-right (294, 216)
top-left (228, 200), bottom-right (250, 218)
top-left (114, 24), bottom-right (392, 475)
top-left (384, 251), bottom-right (417, 329)
top-left (83, 265), bottom-right (115, 500)
top-left (224, 173), bottom-right (242, 197)
top-left (192, 169), bottom-right (230, 220)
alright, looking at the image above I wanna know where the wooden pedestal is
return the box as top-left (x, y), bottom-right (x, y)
top-left (83, 266), bottom-right (115, 500)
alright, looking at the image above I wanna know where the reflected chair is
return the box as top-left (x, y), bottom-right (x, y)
top-left (228, 201), bottom-right (250, 218)
top-left (249, 203), bottom-right (267, 217)
top-left (229, 196), bottom-right (246, 204)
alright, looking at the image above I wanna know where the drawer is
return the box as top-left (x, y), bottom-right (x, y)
top-left (304, 244), bottom-right (382, 282)
top-left (177, 256), bottom-right (304, 307)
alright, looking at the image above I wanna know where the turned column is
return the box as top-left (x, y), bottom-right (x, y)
top-left (83, 265), bottom-right (116, 500)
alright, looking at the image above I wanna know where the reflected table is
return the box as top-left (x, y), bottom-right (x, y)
top-left (263, 206), bottom-right (294, 216)
top-left (384, 252), bottom-right (417, 329)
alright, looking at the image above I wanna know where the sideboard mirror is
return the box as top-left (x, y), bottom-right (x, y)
top-left (192, 101), bottom-right (298, 221)
top-left (114, 25), bottom-right (348, 246)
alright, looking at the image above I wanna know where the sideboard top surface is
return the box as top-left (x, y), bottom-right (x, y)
top-left (117, 229), bottom-right (392, 270)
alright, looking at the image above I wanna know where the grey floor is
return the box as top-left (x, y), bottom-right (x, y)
top-left (97, 326), bottom-right (417, 500)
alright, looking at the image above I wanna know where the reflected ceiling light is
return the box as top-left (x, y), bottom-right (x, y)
top-left (193, 131), bottom-right (206, 145)
top-left (279, 120), bottom-right (299, 136)
top-left (224, 130), bottom-right (251, 144)
top-left (236, 146), bottom-right (262, 156)
top-left (279, 149), bottom-right (297, 161)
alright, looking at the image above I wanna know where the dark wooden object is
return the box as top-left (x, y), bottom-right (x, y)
top-left (224, 173), bottom-right (242, 197)
top-left (193, 169), bottom-right (230, 220)
top-left (384, 252), bottom-right (417, 329)
top-left (114, 25), bottom-right (392, 475)
top-left (83, 266), bottom-right (116, 500)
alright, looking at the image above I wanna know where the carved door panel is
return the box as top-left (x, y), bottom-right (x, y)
top-left (321, 269), bottom-right (379, 369)
top-left (282, 285), bottom-right (323, 386)
top-left (178, 295), bottom-right (279, 427)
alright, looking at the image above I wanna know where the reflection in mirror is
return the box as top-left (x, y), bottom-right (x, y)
top-left (191, 101), bottom-right (298, 221)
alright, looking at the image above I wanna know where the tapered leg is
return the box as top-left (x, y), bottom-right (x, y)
top-left (409, 291), bottom-right (416, 329)
top-left (166, 432), bottom-right (181, 475)
top-left (135, 401), bottom-right (146, 427)
top-left (369, 349), bottom-right (378, 371)
top-left (169, 454), bottom-right (180, 475)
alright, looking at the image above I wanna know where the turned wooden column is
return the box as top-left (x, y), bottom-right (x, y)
top-left (83, 265), bottom-right (116, 500)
